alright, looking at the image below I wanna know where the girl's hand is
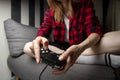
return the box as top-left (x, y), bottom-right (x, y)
top-left (52, 45), bottom-right (84, 75)
top-left (23, 36), bottom-right (49, 63)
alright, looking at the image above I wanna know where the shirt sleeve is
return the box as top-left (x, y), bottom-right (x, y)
top-left (37, 9), bottom-right (52, 38)
top-left (84, 0), bottom-right (103, 37)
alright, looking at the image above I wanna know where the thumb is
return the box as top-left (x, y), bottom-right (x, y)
top-left (43, 41), bottom-right (49, 49)
top-left (42, 38), bottom-right (49, 49)
top-left (59, 49), bottom-right (71, 61)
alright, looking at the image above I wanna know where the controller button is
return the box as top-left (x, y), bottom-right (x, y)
top-left (46, 50), bottom-right (49, 53)
top-left (41, 48), bottom-right (44, 51)
top-left (42, 51), bottom-right (45, 53)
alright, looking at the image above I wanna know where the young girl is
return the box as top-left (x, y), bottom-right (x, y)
top-left (24, 0), bottom-right (120, 75)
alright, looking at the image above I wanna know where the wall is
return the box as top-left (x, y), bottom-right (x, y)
top-left (0, 0), bottom-right (40, 80)
top-left (0, 0), bottom-right (11, 80)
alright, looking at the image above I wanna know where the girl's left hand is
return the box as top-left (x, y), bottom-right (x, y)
top-left (52, 45), bottom-right (84, 75)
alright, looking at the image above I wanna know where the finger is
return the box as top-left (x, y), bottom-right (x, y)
top-left (23, 42), bottom-right (34, 57)
top-left (52, 56), bottom-right (72, 75)
top-left (52, 66), bottom-right (68, 75)
top-left (28, 42), bottom-right (35, 57)
top-left (27, 47), bottom-right (35, 57)
top-left (59, 47), bottom-right (72, 61)
top-left (42, 38), bottom-right (49, 49)
top-left (33, 39), bottom-right (41, 63)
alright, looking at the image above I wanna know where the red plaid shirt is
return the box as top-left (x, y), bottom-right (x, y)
top-left (37, 0), bottom-right (102, 45)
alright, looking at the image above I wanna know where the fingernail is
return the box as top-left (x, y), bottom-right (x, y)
top-left (59, 56), bottom-right (63, 61)
top-left (36, 58), bottom-right (39, 64)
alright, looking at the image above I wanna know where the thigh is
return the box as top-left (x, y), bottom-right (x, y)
top-left (98, 31), bottom-right (120, 53)
top-left (81, 31), bottom-right (120, 55)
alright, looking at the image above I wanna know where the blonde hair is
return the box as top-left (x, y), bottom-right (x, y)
top-left (47, 0), bottom-right (81, 22)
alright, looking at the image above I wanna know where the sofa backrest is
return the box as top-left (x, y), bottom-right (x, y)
top-left (106, 0), bottom-right (120, 32)
top-left (93, 0), bottom-right (103, 26)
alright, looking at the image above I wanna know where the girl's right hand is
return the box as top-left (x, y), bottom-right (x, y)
top-left (23, 36), bottom-right (49, 63)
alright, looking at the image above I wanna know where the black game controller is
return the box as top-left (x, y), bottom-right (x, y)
top-left (40, 47), bottom-right (66, 69)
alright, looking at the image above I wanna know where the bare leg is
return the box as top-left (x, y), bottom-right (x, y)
top-left (81, 31), bottom-right (120, 56)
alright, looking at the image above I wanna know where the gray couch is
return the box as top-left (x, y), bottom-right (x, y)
top-left (4, 0), bottom-right (120, 80)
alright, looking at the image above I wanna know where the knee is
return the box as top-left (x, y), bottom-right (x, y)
top-left (103, 31), bottom-right (120, 37)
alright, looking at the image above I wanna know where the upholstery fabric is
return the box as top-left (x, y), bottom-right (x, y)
top-left (7, 54), bottom-right (46, 80)
top-left (4, 19), bottom-right (38, 57)
top-left (7, 54), bottom-right (115, 80)
top-left (42, 64), bottom-right (114, 80)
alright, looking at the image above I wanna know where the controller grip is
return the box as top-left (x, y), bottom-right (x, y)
top-left (40, 46), bottom-right (66, 69)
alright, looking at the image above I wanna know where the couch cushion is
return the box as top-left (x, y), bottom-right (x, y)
top-left (4, 19), bottom-right (38, 57)
top-left (7, 54), bottom-right (114, 80)
top-left (7, 54), bottom-right (47, 80)
top-left (42, 64), bottom-right (114, 80)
